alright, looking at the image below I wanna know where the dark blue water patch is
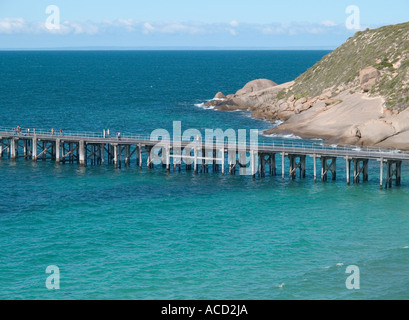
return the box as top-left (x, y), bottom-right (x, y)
top-left (0, 50), bottom-right (329, 134)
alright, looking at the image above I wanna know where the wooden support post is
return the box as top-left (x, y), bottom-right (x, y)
top-left (79, 140), bottom-right (86, 166)
top-left (125, 145), bottom-right (130, 167)
top-left (69, 143), bottom-right (74, 163)
top-left (166, 146), bottom-right (170, 171)
top-left (238, 149), bottom-right (246, 175)
top-left (100, 144), bottom-right (105, 165)
top-left (32, 137), bottom-right (37, 162)
top-left (113, 144), bottom-right (118, 168)
top-left (213, 149), bottom-right (218, 173)
top-left (10, 138), bottom-right (16, 160)
top-left (388, 160), bottom-right (393, 188)
top-left (41, 141), bottom-right (46, 161)
top-left (313, 154), bottom-right (317, 183)
top-left (138, 144), bottom-right (143, 168)
top-left (353, 159), bottom-right (359, 184)
top-left (331, 158), bottom-right (336, 181)
top-left (201, 148), bottom-right (205, 173)
top-left (221, 148), bottom-right (225, 175)
top-left (259, 154), bottom-right (265, 178)
top-left (363, 159), bottom-right (369, 182)
top-left (397, 161), bottom-right (402, 186)
top-left (270, 153), bottom-right (276, 176)
top-left (321, 157), bottom-right (327, 181)
top-left (194, 147), bottom-right (198, 173)
top-left (251, 150), bottom-right (256, 178)
top-left (107, 145), bottom-right (111, 164)
top-left (51, 141), bottom-right (56, 160)
top-left (379, 158), bottom-right (383, 189)
top-left (346, 156), bottom-right (350, 185)
top-left (94, 145), bottom-right (97, 165)
top-left (55, 139), bottom-right (61, 163)
top-left (23, 140), bottom-right (28, 159)
top-left (118, 145), bottom-right (122, 168)
top-left (289, 155), bottom-right (295, 180)
top-left (300, 155), bottom-right (306, 178)
top-left (281, 153), bottom-right (285, 180)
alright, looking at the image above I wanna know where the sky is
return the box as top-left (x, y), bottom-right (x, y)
top-left (0, 0), bottom-right (408, 49)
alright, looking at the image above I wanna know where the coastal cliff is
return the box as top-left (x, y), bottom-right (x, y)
top-left (207, 22), bottom-right (409, 150)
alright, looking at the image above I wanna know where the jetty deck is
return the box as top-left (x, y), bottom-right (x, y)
top-left (1, 127), bottom-right (408, 189)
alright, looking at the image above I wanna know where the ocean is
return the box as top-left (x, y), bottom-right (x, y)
top-left (0, 50), bottom-right (409, 300)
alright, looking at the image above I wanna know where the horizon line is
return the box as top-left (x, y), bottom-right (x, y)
top-left (0, 46), bottom-right (336, 51)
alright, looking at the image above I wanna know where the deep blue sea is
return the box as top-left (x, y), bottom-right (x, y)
top-left (1, 51), bottom-right (409, 300)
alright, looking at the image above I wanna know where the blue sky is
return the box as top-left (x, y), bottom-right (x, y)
top-left (1, 0), bottom-right (408, 49)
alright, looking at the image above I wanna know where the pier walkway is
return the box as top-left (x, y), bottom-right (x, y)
top-left (1, 127), bottom-right (408, 189)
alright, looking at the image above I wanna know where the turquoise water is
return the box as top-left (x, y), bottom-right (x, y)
top-left (1, 51), bottom-right (409, 300)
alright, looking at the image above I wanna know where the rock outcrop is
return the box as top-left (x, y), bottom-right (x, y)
top-left (204, 22), bottom-right (409, 150)
top-left (359, 66), bottom-right (381, 92)
top-left (214, 92), bottom-right (227, 100)
top-left (235, 79), bottom-right (277, 96)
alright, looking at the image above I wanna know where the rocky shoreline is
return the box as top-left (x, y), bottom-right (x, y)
top-left (205, 76), bottom-right (409, 151)
top-left (204, 22), bottom-right (409, 151)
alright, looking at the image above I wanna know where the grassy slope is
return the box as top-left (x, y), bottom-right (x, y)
top-left (288, 22), bottom-right (409, 110)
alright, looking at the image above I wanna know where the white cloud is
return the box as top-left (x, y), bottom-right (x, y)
top-left (259, 24), bottom-right (286, 35)
top-left (0, 18), bottom-right (348, 37)
top-left (0, 18), bottom-right (28, 34)
top-left (255, 22), bottom-right (344, 36)
top-left (0, 17), bottom-right (101, 35)
top-left (142, 22), bottom-right (155, 34)
top-left (321, 20), bottom-right (337, 27)
top-left (229, 20), bottom-right (239, 28)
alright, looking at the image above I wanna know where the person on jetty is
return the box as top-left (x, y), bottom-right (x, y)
top-left (60, 129), bottom-right (63, 136)
top-left (51, 128), bottom-right (55, 136)
top-left (117, 132), bottom-right (121, 140)
top-left (15, 126), bottom-right (21, 136)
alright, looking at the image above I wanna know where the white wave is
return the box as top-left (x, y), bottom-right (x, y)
top-left (194, 103), bottom-right (215, 110)
top-left (320, 265), bottom-right (331, 269)
top-left (264, 133), bottom-right (302, 140)
top-left (276, 283), bottom-right (285, 289)
top-left (336, 263), bottom-right (344, 267)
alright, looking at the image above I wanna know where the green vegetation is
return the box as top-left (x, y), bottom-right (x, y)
top-left (276, 89), bottom-right (286, 101)
top-left (287, 22), bottom-right (409, 111)
top-left (374, 59), bottom-right (394, 70)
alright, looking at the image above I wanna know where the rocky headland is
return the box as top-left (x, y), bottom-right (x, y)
top-left (206, 22), bottom-right (409, 150)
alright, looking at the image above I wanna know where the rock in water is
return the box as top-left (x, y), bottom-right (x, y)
top-left (214, 92), bottom-right (226, 100)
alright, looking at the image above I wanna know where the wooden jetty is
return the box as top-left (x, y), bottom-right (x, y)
top-left (1, 128), bottom-right (408, 189)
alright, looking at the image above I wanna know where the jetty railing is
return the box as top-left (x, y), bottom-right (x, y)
top-left (0, 126), bottom-right (406, 158)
